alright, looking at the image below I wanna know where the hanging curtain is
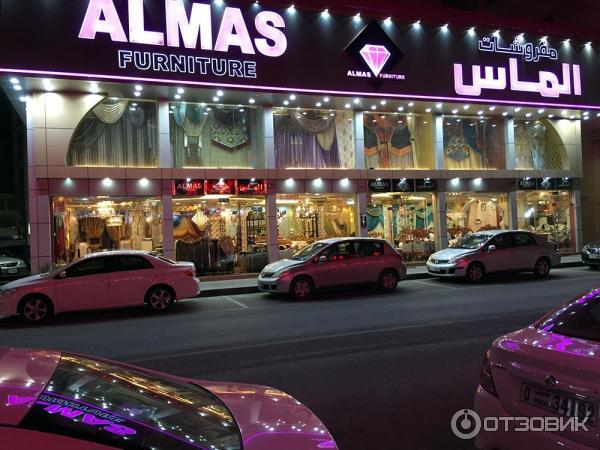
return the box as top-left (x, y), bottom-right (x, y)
top-left (93, 99), bottom-right (128, 124)
top-left (406, 115), bottom-right (419, 168)
top-left (211, 109), bottom-right (250, 150)
top-left (367, 206), bottom-right (384, 231)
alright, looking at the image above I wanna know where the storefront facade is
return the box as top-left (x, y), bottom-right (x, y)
top-left (0, 0), bottom-right (591, 273)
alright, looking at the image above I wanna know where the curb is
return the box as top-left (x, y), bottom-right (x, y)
top-left (199, 261), bottom-right (585, 298)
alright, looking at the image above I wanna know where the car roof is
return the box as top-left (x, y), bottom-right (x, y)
top-left (470, 229), bottom-right (527, 236)
top-left (82, 250), bottom-right (154, 259)
top-left (318, 237), bottom-right (387, 244)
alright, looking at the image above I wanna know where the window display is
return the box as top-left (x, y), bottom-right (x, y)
top-left (445, 193), bottom-right (508, 244)
top-left (52, 197), bottom-right (163, 264)
top-left (517, 190), bottom-right (574, 252)
top-left (367, 193), bottom-right (435, 262)
top-left (514, 119), bottom-right (569, 170)
top-left (276, 194), bottom-right (356, 249)
top-left (68, 99), bottom-right (158, 167)
top-left (364, 113), bottom-right (434, 169)
top-left (171, 103), bottom-right (265, 168)
top-left (274, 109), bottom-right (355, 169)
top-left (172, 195), bottom-right (268, 275)
top-left (443, 117), bottom-right (505, 169)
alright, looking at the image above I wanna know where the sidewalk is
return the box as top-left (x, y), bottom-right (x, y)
top-left (199, 254), bottom-right (584, 297)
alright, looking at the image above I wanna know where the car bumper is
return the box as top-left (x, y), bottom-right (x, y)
top-left (0, 267), bottom-right (28, 278)
top-left (257, 274), bottom-right (292, 294)
top-left (0, 293), bottom-right (17, 317)
top-left (426, 262), bottom-right (467, 277)
top-left (474, 386), bottom-right (595, 450)
top-left (581, 253), bottom-right (600, 266)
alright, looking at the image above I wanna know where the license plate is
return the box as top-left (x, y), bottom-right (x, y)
top-left (8, 268), bottom-right (17, 274)
top-left (520, 383), bottom-right (598, 426)
top-left (590, 254), bottom-right (600, 260)
top-left (428, 268), bottom-right (442, 273)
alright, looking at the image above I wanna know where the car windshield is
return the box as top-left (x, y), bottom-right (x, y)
top-left (20, 354), bottom-right (242, 450)
top-left (451, 234), bottom-right (492, 249)
top-left (536, 289), bottom-right (600, 343)
top-left (291, 242), bottom-right (331, 260)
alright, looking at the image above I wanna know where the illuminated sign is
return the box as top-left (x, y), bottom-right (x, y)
top-left (173, 179), bottom-right (204, 196)
top-left (237, 178), bottom-right (268, 195)
top-left (206, 178), bottom-right (235, 195)
top-left (368, 179), bottom-right (391, 192)
top-left (392, 178), bottom-right (415, 192)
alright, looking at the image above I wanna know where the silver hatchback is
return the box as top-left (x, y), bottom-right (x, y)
top-left (426, 230), bottom-right (561, 282)
top-left (258, 237), bottom-right (407, 299)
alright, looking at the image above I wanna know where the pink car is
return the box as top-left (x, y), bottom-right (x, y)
top-left (474, 288), bottom-right (600, 449)
top-left (0, 347), bottom-right (338, 450)
top-left (0, 251), bottom-right (201, 322)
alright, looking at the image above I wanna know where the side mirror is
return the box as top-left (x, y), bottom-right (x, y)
top-left (487, 244), bottom-right (497, 252)
top-left (58, 271), bottom-right (67, 279)
top-left (318, 255), bottom-right (327, 263)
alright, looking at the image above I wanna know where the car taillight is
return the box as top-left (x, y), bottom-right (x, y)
top-left (185, 268), bottom-right (195, 276)
top-left (479, 349), bottom-right (498, 397)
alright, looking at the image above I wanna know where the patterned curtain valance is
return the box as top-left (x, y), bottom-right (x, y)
top-left (292, 113), bottom-right (336, 134)
top-left (93, 99), bottom-right (128, 124)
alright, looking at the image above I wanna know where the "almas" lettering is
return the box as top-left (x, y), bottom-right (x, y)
top-left (79, 0), bottom-right (287, 57)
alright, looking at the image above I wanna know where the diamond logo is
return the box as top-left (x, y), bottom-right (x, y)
top-left (359, 44), bottom-right (391, 77)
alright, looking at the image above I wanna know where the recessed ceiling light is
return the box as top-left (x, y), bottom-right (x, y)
top-left (413, 20), bottom-right (421, 28)
top-left (323, 97), bottom-right (330, 102)
top-left (502, 112), bottom-right (508, 116)
top-left (353, 98), bottom-right (360, 104)
top-left (174, 94), bottom-right (181, 100)
top-left (371, 105), bottom-right (377, 110)
top-left (283, 100), bottom-right (289, 105)
top-left (451, 108), bottom-right (458, 114)
top-left (477, 110), bottom-right (483, 115)
top-left (549, 114), bottom-right (555, 118)
top-left (488, 106), bottom-right (496, 111)
top-left (216, 90), bottom-right (224, 97)
top-left (249, 98), bottom-right (256, 104)
top-left (468, 27), bottom-right (475, 36)
top-left (212, 96), bottom-right (219, 102)
top-left (380, 100), bottom-right (386, 105)
top-left (316, 102), bottom-right (322, 107)
top-left (177, 88), bottom-right (185, 94)
top-left (397, 106), bottom-right (404, 111)
top-left (525, 112), bottom-right (532, 117)
top-left (441, 23), bottom-right (449, 32)
top-left (133, 91), bottom-right (141, 97)
top-left (425, 108), bottom-right (432, 112)
top-left (134, 85), bottom-right (143, 91)
top-left (436, 102), bottom-right (443, 109)
top-left (289, 94), bottom-right (296, 100)
top-left (9, 78), bottom-right (19, 85)
top-left (344, 103), bottom-right (351, 108)
top-left (13, 84), bottom-right (22, 91)
top-left (514, 107), bottom-right (522, 112)
top-left (463, 105), bottom-right (470, 110)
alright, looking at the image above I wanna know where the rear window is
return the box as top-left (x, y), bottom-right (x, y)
top-left (537, 290), bottom-right (600, 342)
top-left (19, 354), bottom-right (242, 450)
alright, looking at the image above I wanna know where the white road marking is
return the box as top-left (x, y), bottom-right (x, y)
top-left (222, 295), bottom-right (250, 309)
top-left (409, 279), bottom-right (463, 290)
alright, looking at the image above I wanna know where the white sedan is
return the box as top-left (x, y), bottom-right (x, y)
top-left (0, 251), bottom-right (201, 322)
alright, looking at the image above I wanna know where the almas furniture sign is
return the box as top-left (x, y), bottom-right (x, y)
top-left (1, 0), bottom-right (599, 109)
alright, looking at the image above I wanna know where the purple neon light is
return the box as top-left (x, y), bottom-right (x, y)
top-left (359, 44), bottom-right (390, 77)
top-left (2, 67), bottom-right (599, 111)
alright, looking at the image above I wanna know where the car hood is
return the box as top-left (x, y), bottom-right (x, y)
top-left (0, 256), bottom-right (23, 264)
top-left (585, 241), bottom-right (600, 249)
top-left (262, 259), bottom-right (305, 274)
top-left (2, 273), bottom-right (52, 289)
top-left (429, 248), bottom-right (477, 261)
top-left (198, 381), bottom-right (338, 450)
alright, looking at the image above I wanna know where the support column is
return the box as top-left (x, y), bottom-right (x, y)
top-left (356, 192), bottom-right (368, 237)
top-left (434, 192), bottom-right (448, 250)
top-left (507, 190), bottom-right (518, 230)
top-left (433, 115), bottom-right (444, 169)
top-left (263, 107), bottom-right (275, 168)
top-left (572, 189), bottom-right (583, 252)
top-left (266, 192), bottom-right (279, 262)
top-left (161, 192), bottom-right (174, 260)
top-left (354, 111), bottom-right (365, 169)
top-left (505, 117), bottom-right (516, 169)
top-left (158, 100), bottom-right (172, 167)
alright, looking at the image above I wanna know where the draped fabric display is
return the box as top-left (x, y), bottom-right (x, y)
top-left (68, 99), bottom-right (158, 167)
top-left (443, 118), bottom-right (505, 169)
top-left (274, 112), bottom-right (342, 168)
top-left (367, 205), bottom-right (384, 232)
top-left (171, 105), bottom-right (263, 168)
top-left (514, 120), bottom-right (568, 170)
top-left (364, 115), bottom-right (415, 169)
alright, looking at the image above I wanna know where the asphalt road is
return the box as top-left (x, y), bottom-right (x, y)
top-left (1, 266), bottom-right (599, 449)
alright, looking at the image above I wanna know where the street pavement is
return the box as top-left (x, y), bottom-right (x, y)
top-left (1, 266), bottom-right (598, 449)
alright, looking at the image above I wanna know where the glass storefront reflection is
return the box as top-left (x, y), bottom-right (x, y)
top-left (443, 116), bottom-right (505, 169)
top-left (446, 192), bottom-right (508, 245)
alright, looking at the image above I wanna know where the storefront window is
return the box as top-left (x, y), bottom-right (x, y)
top-left (52, 197), bottom-right (163, 265)
top-left (172, 195), bottom-right (268, 275)
top-left (517, 190), bottom-right (574, 252)
top-left (367, 193), bottom-right (435, 262)
top-left (514, 119), bottom-right (570, 170)
top-left (364, 113), bottom-right (434, 169)
top-left (276, 194), bottom-right (356, 250)
top-left (445, 193), bottom-right (508, 245)
top-left (443, 116), bottom-right (505, 169)
top-left (274, 109), bottom-right (355, 169)
top-left (68, 99), bottom-right (158, 167)
top-left (171, 103), bottom-right (265, 168)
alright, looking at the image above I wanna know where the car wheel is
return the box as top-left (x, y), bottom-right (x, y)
top-left (466, 263), bottom-right (485, 283)
top-left (533, 257), bottom-right (551, 278)
top-left (146, 286), bottom-right (175, 311)
top-left (19, 296), bottom-right (53, 323)
top-left (588, 265), bottom-right (600, 270)
top-left (290, 276), bottom-right (313, 300)
top-left (378, 269), bottom-right (399, 292)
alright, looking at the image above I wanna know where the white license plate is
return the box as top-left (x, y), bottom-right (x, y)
top-left (590, 254), bottom-right (600, 260)
top-left (521, 383), bottom-right (598, 426)
top-left (8, 268), bottom-right (17, 274)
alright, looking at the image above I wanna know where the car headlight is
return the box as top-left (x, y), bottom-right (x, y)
top-left (583, 245), bottom-right (590, 253)
top-left (272, 269), bottom-right (290, 278)
top-left (0, 288), bottom-right (17, 297)
top-left (449, 256), bottom-right (467, 264)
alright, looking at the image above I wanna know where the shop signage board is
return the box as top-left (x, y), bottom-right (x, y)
top-left (1, 1), bottom-right (599, 109)
top-left (360, 213), bottom-right (368, 229)
top-left (517, 177), bottom-right (537, 190)
top-left (238, 179), bottom-right (268, 195)
top-left (555, 177), bottom-right (574, 189)
top-left (517, 177), bottom-right (573, 190)
top-left (415, 179), bottom-right (437, 192)
top-left (173, 179), bottom-right (204, 196)
top-left (368, 179), bottom-right (392, 192)
top-left (206, 179), bottom-right (235, 195)
top-left (392, 178), bottom-right (415, 192)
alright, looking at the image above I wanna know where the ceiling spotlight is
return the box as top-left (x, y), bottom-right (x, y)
top-left (436, 102), bottom-right (443, 109)
top-left (323, 96), bottom-right (330, 103)
top-left (583, 111), bottom-right (590, 115)
top-left (283, 100), bottom-right (289, 105)
top-left (9, 78), bottom-right (19, 85)
top-left (397, 106), bottom-right (404, 111)
top-left (354, 13), bottom-right (361, 21)
top-left (517, 33), bottom-right (525, 41)
top-left (586, 41), bottom-right (592, 47)
top-left (174, 94), bottom-right (182, 100)
top-left (13, 84), bottom-right (22, 91)
top-left (493, 30), bottom-right (500, 37)
top-left (344, 103), bottom-right (351, 108)
top-left (289, 94), bottom-right (296, 100)
top-left (43, 79), bottom-right (54, 92)
top-left (540, 35), bottom-right (547, 42)
top-left (408, 102), bottom-right (414, 107)
top-left (316, 102), bottom-right (322, 107)
top-left (384, 17), bottom-right (392, 25)
top-left (514, 107), bottom-right (522, 112)
top-left (538, 108), bottom-right (545, 113)
top-left (134, 85), bottom-right (143, 91)
top-left (371, 105), bottom-right (377, 110)
top-left (463, 104), bottom-right (470, 110)
top-left (287, 4), bottom-right (295, 12)
top-left (380, 100), bottom-right (386, 105)
top-left (477, 110), bottom-right (483, 115)
top-left (102, 177), bottom-right (113, 187)
top-left (249, 98), bottom-right (256, 104)
top-left (139, 178), bottom-right (150, 187)
top-left (90, 82), bottom-right (100, 93)
top-left (353, 98), bottom-right (360, 104)
top-left (502, 111), bottom-right (508, 116)
top-left (133, 91), bottom-right (141, 97)
top-left (451, 108), bottom-right (458, 114)
top-left (441, 23), bottom-right (449, 32)
top-left (425, 107), bottom-right (432, 112)
top-left (525, 112), bottom-right (532, 117)
top-left (563, 38), bottom-right (570, 45)
top-left (321, 8), bottom-right (330, 17)
top-left (489, 106), bottom-right (496, 111)
top-left (468, 27), bottom-right (475, 36)
top-left (413, 20), bottom-right (421, 28)
top-left (177, 88), bottom-right (185, 94)
top-left (212, 96), bottom-right (219, 102)
top-left (548, 114), bottom-right (555, 118)
top-left (18, 96), bottom-right (26, 102)
top-left (216, 90), bottom-right (224, 97)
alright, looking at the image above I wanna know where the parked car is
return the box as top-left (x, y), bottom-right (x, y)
top-left (0, 253), bottom-right (28, 279)
top-left (474, 287), bottom-right (600, 449)
top-left (0, 347), bottom-right (338, 450)
top-left (426, 230), bottom-right (560, 282)
top-left (581, 241), bottom-right (600, 269)
top-left (0, 244), bottom-right (30, 269)
top-left (0, 251), bottom-right (201, 322)
top-left (258, 237), bottom-right (407, 299)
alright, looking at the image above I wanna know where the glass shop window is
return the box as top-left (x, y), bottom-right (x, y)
top-left (443, 116), bottom-right (505, 169)
top-left (514, 119), bottom-right (570, 170)
top-left (274, 109), bottom-right (355, 169)
top-left (364, 112), bottom-right (434, 169)
top-left (170, 103), bottom-right (265, 168)
top-left (68, 99), bottom-right (158, 167)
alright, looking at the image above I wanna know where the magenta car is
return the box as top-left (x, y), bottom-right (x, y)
top-left (474, 288), bottom-right (600, 449)
top-left (0, 347), bottom-right (338, 450)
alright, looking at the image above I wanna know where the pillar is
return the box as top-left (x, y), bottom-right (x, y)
top-left (266, 192), bottom-right (279, 262)
top-left (505, 117), bottom-right (516, 170)
top-left (356, 192), bottom-right (368, 237)
top-left (161, 192), bottom-right (174, 260)
top-left (158, 100), bottom-right (172, 167)
top-left (507, 190), bottom-right (518, 230)
top-left (434, 192), bottom-right (448, 250)
top-left (263, 107), bottom-right (275, 168)
top-left (433, 115), bottom-right (444, 169)
top-left (572, 189), bottom-right (583, 252)
top-left (354, 111), bottom-right (366, 169)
